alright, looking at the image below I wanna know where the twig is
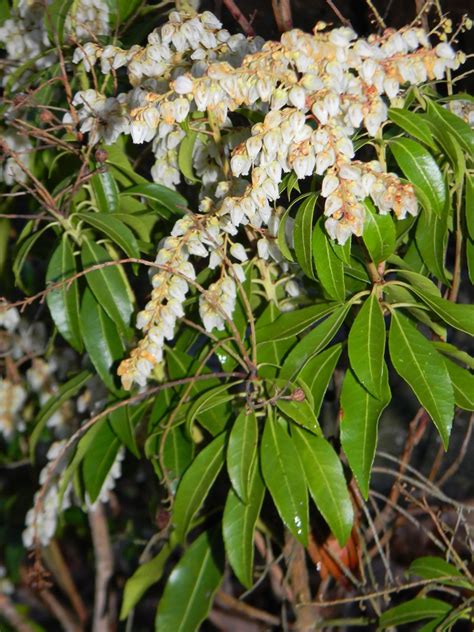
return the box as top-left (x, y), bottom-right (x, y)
top-left (89, 503), bottom-right (114, 632)
top-left (325, 1), bottom-right (352, 27)
top-left (222, 0), bottom-right (255, 36)
top-left (283, 533), bottom-right (317, 631)
top-left (0, 593), bottom-right (36, 632)
top-left (272, 0), bottom-right (293, 32)
top-left (40, 589), bottom-right (82, 632)
top-left (437, 415), bottom-right (473, 487)
top-left (364, 0), bottom-right (386, 29)
top-left (215, 590), bottom-right (281, 626)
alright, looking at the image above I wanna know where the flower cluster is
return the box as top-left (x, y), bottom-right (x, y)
top-left (0, 379), bottom-right (26, 440)
top-left (70, 10), bottom-right (461, 390)
top-left (0, 130), bottom-right (33, 185)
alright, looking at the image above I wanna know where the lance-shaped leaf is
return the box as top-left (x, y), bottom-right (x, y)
top-left (256, 302), bottom-right (336, 343)
top-left (155, 529), bottom-right (224, 632)
top-left (223, 460), bottom-right (265, 588)
top-left (46, 235), bottom-right (82, 351)
top-left (379, 597), bottom-right (451, 629)
top-left (80, 288), bottom-right (124, 393)
top-left (389, 311), bottom-right (454, 448)
top-left (280, 303), bottom-right (350, 381)
top-left (388, 108), bottom-right (437, 150)
top-left (390, 138), bottom-right (446, 216)
top-left (426, 98), bottom-right (474, 156)
top-left (186, 384), bottom-right (236, 437)
top-left (442, 356), bottom-right (474, 411)
top-left (362, 200), bottom-right (396, 264)
top-left (125, 183), bottom-right (187, 216)
top-left (109, 406), bottom-right (139, 458)
top-left (292, 427), bottom-right (353, 546)
top-left (90, 170), bottom-right (119, 213)
top-left (415, 206), bottom-right (450, 284)
top-left (227, 411), bottom-right (258, 502)
top-left (172, 432), bottom-right (226, 542)
top-left (408, 556), bottom-right (471, 589)
top-left (76, 212), bottom-right (140, 259)
top-left (408, 286), bottom-right (474, 336)
top-left (294, 194), bottom-right (317, 279)
top-left (162, 426), bottom-right (194, 482)
top-left (82, 420), bottom-right (121, 503)
top-left (81, 238), bottom-right (133, 337)
top-left (261, 416), bottom-right (308, 545)
top-left (348, 292), bottom-right (386, 397)
top-left (340, 366), bottom-right (390, 498)
top-left (313, 217), bottom-right (345, 301)
top-left (466, 174), bottom-right (474, 241)
top-left (298, 344), bottom-right (342, 417)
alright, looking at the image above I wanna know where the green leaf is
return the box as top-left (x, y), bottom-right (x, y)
top-left (178, 130), bottom-right (199, 182)
top-left (76, 212), bottom-right (139, 259)
top-left (81, 238), bottom-right (133, 336)
top-left (186, 384), bottom-right (235, 437)
top-left (362, 200), bottom-right (396, 264)
top-left (465, 174), bottom-right (474, 241)
top-left (256, 302), bottom-right (336, 343)
top-left (433, 341), bottom-right (474, 370)
top-left (389, 311), bottom-right (454, 448)
top-left (348, 292), bottom-right (386, 397)
top-left (125, 183), bottom-right (187, 216)
top-left (155, 529), bottom-right (223, 632)
top-left (415, 206), bottom-right (450, 284)
top-left (44, 0), bottom-right (73, 44)
top-left (409, 286), bottom-right (474, 336)
top-left (46, 235), bottom-right (83, 351)
top-left (120, 536), bottom-right (177, 620)
top-left (340, 366), bottom-right (390, 498)
top-left (426, 99), bottom-right (474, 156)
top-left (277, 205), bottom-right (295, 262)
top-left (379, 597), bottom-right (451, 628)
top-left (384, 284), bottom-right (446, 339)
top-left (172, 433), bottom-right (226, 542)
top-left (390, 138), bottom-right (446, 216)
top-left (90, 170), bottom-right (119, 213)
top-left (109, 406), bottom-right (139, 458)
top-left (442, 357), bottom-right (474, 411)
top-left (260, 415), bottom-right (308, 544)
top-left (294, 194), bottom-right (317, 279)
top-left (227, 411), bottom-right (258, 502)
top-left (409, 556), bottom-right (470, 589)
top-left (223, 461), bottom-right (265, 588)
top-left (292, 427), bottom-right (353, 546)
top-left (162, 426), bottom-right (194, 483)
top-left (313, 217), bottom-right (345, 301)
top-left (30, 371), bottom-right (92, 459)
top-left (274, 379), bottom-right (321, 435)
top-left (395, 270), bottom-right (441, 296)
top-left (82, 420), bottom-right (120, 503)
top-left (280, 303), bottom-right (350, 381)
top-left (14, 222), bottom-right (54, 291)
top-left (388, 108), bottom-right (437, 150)
top-left (467, 237), bottom-right (474, 285)
top-left (298, 344), bottom-right (342, 417)
top-left (80, 288), bottom-right (124, 393)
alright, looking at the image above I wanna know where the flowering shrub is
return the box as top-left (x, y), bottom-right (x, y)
top-left (0, 1), bottom-right (473, 630)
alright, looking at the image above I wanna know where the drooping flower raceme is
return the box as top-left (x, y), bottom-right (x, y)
top-left (66, 10), bottom-right (462, 390)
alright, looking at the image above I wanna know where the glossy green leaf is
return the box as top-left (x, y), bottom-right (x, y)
top-left (409, 556), bottom-right (470, 588)
top-left (14, 222), bottom-right (53, 291)
top-left (384, 284), bottom-right (446, 339)
top-left (46, 235), bottom-right (83, 351)
top-left (30, 370), bottom-right (92, 459)
top-left (391, 138), bottom-right (446, 216)
top-left (155, 529), bottom-right (223, 632)
top-left (227, 411), bottom-right (258, 502)
top-left (348, 292), bottom-right (386, 397)
top-left (125, 183), bottom-right (187, 215)
top-left (433, 341), bottom-right (474, 370)
top-left (294, 194), bottom-right (317, 279)
top-left (80, 288), bottom-right (124, 393)
top-left (82, 420), bottom-right (120, 503)
top-left (313, 217), bottom-right (345, 301)
top-left (76, 212), bottom-right (140, 259)
top-left (172, 432), bottom-right (226, 542)
top-left (379, 597), bottom-right (451, 629)
top-left (415, 206), bottom-right (450, 284)
top-left (467, 237), bottom-right (474, 284)
top-left (120, 536), bottom-right (177, 619)
top-left (256, 302), bottom-right (336, 343)
top-left (44, 0), bottom-right (73, 44)
top-left (396, 270), bottom-right (441, 296)
top-left (389, 311), bottom-right (454, 448)
top-left (340, 366), bottom-right (390, 498)
top-left (298, 344), bottom-right (342, 417)
top-left (280, 303), bottom-right (350, 381)
top-left (90, 170), bottom-right (119, 213)
top-left (178, 130), bottom-right (199, 182)
top-left (109, 406), bottom-right (139, 458)
top-left (277, 204), bottom-right (295, 262)
top-left (465, 174), bottom-right (474, 240)
top-left (223, 461), bottom-right (265, 588)
top-left (409, 286), bottom-right (474, 336)
top-left (388, 108), bottom-right (437, 150)
top-left (186, 384), bottom-right (235, 437)
top-left (274, 378), bottom-right (321, 435)
top-left (443, 357), bottom-right (474, 411)
top-left (426, 98), bottom-right (474, 156)
top-left (81, 238), bottom-right (133, 336)
top-left (261, 416), bottom-right (308, 545)
top-left (292, 427), bottom-right (353, 546)
top-left (163, 426), bottom-right (194, 482)
top-left (362, 200), bottom-right (396, 264)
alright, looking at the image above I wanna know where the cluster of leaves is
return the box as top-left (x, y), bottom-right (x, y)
top-left (1, 2), bottom-right (473, 631)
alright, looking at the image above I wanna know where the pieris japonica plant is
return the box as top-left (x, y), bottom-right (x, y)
top-left (0, 0), bottom-right (473, 630)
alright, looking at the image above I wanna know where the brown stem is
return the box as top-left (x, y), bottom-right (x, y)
top-left (214, 591), bottom-right (281, 626)
top-left (89, 503), bottom-right (114, 632)
top-left (222, 0), bottom-right (256, 36)
top-left (325, 1), bottom-right (353, 27)
top-left (272, 0), bottom-right (293, 32)
top-left (0, 593), bottom-right (36, 632)
top-left (284, 533), bottom-right (317, 631)
top-left (40, 590), bottom-right (82, 632)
